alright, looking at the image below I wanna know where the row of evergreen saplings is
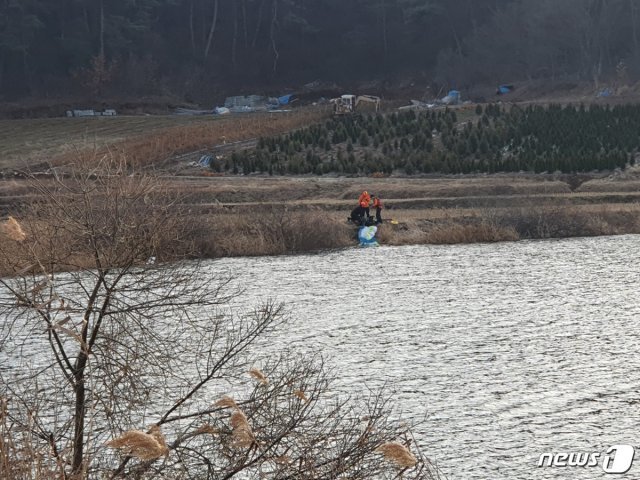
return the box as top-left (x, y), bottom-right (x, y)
top-left (216, 110), bottom-right (456, 175)
top-left (211, 105), bottom-right (636, 175)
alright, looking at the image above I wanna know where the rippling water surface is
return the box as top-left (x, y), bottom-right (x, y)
top-left (208, 235), bottom-right (640, 480)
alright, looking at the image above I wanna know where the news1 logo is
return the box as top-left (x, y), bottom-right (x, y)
top-left (538, 445), bottom-right (635, 474)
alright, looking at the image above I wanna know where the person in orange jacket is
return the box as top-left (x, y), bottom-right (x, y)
top-left (371, 194), bottom-right (383, 224)
top-left (358, 190), bottom-right (371, 221)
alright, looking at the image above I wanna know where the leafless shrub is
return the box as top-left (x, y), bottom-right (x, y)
top-left (0, 155), bottom-right (439, 479)
top-left (192, 208), bottom-right (353, 257)
top-left (491, 204), bottom-right (639, 239)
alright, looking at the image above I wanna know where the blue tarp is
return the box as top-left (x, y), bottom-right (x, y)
top-left (198, 155), bottom-right (212, 167)
top-left (497, 85), bottom-right (515, 95)
top-left (278, 94), bottom-right (294, 105)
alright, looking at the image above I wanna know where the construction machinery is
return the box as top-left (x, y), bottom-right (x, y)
top-left (330, 94), bottom-right (381, 115)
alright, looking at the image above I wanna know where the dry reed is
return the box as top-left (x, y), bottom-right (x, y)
top-left (375, 442), bottom-right (418, 468)
top-left (193, 424), bottom-right (220, 436)
top-left (213, 395), bottom-right (255, 448)
top-left (5, 200), bottom-right (640, 278)
top-left (214, 395), bottom-right (239, 410)
top-left (293, 390), bottom-right (308, 402)
top-left (424, 222), bottom-right (519, 244)
top-left (192, 210), bottom-right (353, 258)
top-left (2, 216), bottom-right (26, 242)
top-left (230, 410), bottom-right (255, 448)
top-left (106, 425), bottom-right (169, 460)
top-left (248, 367), bottom-right (269, 385)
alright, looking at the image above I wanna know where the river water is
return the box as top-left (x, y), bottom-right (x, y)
top-left (209, 235), bottom-right (640, 480)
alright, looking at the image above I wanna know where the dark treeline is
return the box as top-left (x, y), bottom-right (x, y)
top-left (2, 0), bottom-right (640, 101)
top-left (222, 105), bottom-right (637, 175)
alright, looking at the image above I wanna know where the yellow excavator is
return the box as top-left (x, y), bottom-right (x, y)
top-left (330, 94), bottom-right (381, 115)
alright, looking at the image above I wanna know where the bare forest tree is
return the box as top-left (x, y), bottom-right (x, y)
top-left (6, 0), bottom-right (640, 99)
top-left (436, 0), bottom-right (638, 86)
top-left (0, 156), bottom-right (438, 479)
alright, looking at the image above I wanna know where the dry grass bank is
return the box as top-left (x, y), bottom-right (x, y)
top-left (0, 209), bottom-right (354, 276)
top-left (2, 173), bottom-right (640, 272)
top-left (190, 209), bottom-right (354, 258)
top-left (3, 200), bottom-right (640, 275)
top-left (375, 203), bottom-right (640, 247)
top-left (182, 202), bottom-right (640, 261)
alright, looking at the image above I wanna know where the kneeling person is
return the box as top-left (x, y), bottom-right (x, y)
top-left (350, 206), bottom-right (366, 225)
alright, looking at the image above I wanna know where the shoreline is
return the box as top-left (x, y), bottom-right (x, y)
top-left (170, 174), bottom-right (640, 257)
top-left (2, 174), bottom-right (639, 271)
top-left (186, 202), bottom-right (640, 259)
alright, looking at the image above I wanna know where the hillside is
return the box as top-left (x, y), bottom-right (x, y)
top-left (2, 0), bottom-right (640, 106)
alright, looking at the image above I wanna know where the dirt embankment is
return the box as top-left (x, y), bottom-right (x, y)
top-left (3, 174), bottom-right (640, 266)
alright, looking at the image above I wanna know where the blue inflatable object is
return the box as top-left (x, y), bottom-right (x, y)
top-left (358, 226), bottom-right (379, 247)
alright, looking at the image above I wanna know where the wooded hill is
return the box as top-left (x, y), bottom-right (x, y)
top-left (2, 0), bottom-right (640, 102)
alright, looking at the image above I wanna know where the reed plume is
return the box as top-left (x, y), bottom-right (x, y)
top-left (230, 409), bottom-right (254, 448)
top-left (214, 395), bottom-right (239, 409)
top-left (106, 425), bottom-right (169, 460)
top-left (214, 395), bottom-right (254, 447)
top-left (293, 390), bottom-right (308, 402)
top-left (274, 455), bottom-right (292, 464)
top-left (248, 367), bottom-right (268, 385)
top-left (375, 442), bottom-right (417, 468)
top-left (193, 424), bottom-right (220, 435)
top-left (2, 217), bottom-right (26, 242)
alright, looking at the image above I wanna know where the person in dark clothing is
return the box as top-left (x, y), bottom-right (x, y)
top-left (371, 194), bottom-right (383, 224)
top-left (350, 206), bottom-right (366, 225)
